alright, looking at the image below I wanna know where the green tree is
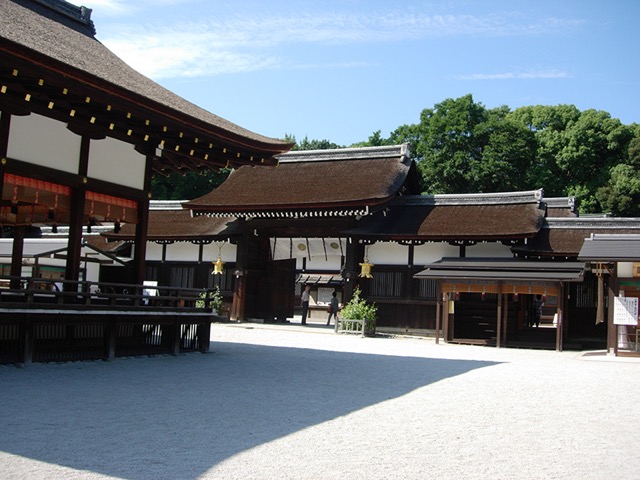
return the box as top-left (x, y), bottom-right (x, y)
top-left (284, 134), bottom-right (343, 151)
top-left (350, 130), bottom-right (394, 147)
top-left (151, 169), bottom-right (231, 200)
top-left (596, 164), bottom-right (640, 216)
top-left (508, 106), bottom-right (634, 212)
top-left (596, 129), bottom-right (640, 216)
top-left (388, 95), bottom-right (535, 194)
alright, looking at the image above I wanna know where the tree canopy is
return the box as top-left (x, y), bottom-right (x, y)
top-left (151, 95), bottom-right (640, 216)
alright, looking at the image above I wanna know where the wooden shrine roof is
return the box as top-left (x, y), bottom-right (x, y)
top-left (542, 197), bottom-right (578, 218)
top-left (345, 190), bottom-right (545, 241)
top-left (102, 203), bottom-right (240, 242)
top-left (185, 144), bottom-right (420, 218)
top-left (513, 218), bottom-right (640, 258)
top-left (578, 234), bottom-right (640, 262)
top-left (415, 257), bottom-right (585, 283)
top-left (0, 0), bottom-right (292, 174)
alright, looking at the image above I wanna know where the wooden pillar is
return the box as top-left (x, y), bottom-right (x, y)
top-left (230, 221), bottom-right (248, 321)
top-left (65, 136), bottom-right (90, 285)
top-left (10, 225), bottom-right (24, 289)
top-left (342, 238), bottom-right (361, 304)
top-left (133, 151), bottom-right (153, 285)
top-left (66, 186), bottom-right (85, 285)
top-left (0, 111), bottom-right (9, 207)
top-left (104, 318), bottom-right (117, 360)
top-left (607, 263), bottom-right (618, 355)
top-left (133, 198), bottom-right (149, 284)
top-left (21, 314), bottom-right (34, 364)
top-left (502, 291), bottom-right (509, 346)
top-left (556, 282), bottom-right (565, 352)
top-left (435, 284), bottom-right (442, 344)
top-left (496, 284), bottom-right (503, 348)
top-left (442, 292), bottom-right (450, 342)
top-left (197, 322), bottom-right (211, 353)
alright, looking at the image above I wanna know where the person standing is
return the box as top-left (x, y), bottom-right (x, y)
top-left (533, 294), bottom-right (544, 328)
top-left (300, 285), bottom-right (311, 325)
top-left (327, 291), bottom-right (339, 326)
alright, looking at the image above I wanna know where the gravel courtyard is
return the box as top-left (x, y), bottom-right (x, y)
top-left (1, 322), bottom-right (639, 480)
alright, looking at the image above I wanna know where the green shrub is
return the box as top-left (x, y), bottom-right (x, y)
top-left (196, 285), bottom-right (224, 315)
top-left (339, 287), bottom-right (377, 334)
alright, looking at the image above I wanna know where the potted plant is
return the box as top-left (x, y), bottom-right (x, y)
top-left (339, 286), bottom-right (377, 336)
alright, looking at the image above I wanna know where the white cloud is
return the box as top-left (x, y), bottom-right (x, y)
top-left (456, 70), bottom-right (572, 80)
top-left (98, 8), bottom-right (585, 79)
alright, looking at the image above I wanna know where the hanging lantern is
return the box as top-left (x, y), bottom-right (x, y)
top-left (358, 258), bottom-right (374, 278)
top-left (212, 241), bottom-right (226, 275)
top-left (212, 256), bottom-right (225, 275)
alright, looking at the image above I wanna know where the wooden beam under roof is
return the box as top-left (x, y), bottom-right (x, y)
top-left (0, 49), bottom-right (291, 174)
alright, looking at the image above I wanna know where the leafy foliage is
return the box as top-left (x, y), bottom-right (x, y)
top-left (377, 95), bottom-right (640, 215)
top-left (151, 169), bottom-right (231, 200)
top-left (284, 134), bottom-right (343, 150)
top-left (339, 287), bottom-right (377, 333)
top-left (196, 285), bottom-right (224, 315)
top-left (151, 96), bottom-right (640, 217)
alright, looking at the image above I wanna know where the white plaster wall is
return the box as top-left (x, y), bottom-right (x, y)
top-left (0, 238), bottom-right (104, 282)
top-left (619, 262), bottom-right (634, 278)
top-left (0, 238), bottom-right (68, 256)
top-left (367, 242), bottom-right (408, 265)
top-left (302, 255), bottom-right (342, 271)
top-left (7, 113), bottom-right (81, 173)
top-left (414, 243), bottom-right (460, 265)
top-left (88, 137), bottom-right (146, 189)
top-left (146, 242), bottom-right (237, 263)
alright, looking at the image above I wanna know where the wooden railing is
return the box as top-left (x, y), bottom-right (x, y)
top-left (0, 275), bottom-right (218, 311)
top-left (0, 275), bottom-right (223, 364)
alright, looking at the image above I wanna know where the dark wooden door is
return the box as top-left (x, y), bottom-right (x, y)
top-left (269, 259), bottom-right (296, 321)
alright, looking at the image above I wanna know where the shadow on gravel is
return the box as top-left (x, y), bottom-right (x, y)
top-left (0, 340), bottom-right (499, 479)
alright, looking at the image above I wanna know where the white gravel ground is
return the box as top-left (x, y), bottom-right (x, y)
top-left (1, 321), bottom-right (639, 480)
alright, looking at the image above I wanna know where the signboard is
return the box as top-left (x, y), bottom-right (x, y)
top-left (613, 296), bottom-right (639, 326)
top-left (317, 287), bottom-right (334, 305)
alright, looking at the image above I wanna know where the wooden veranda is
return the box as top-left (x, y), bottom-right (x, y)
top-left (0, 276), bottom-right (223, 364)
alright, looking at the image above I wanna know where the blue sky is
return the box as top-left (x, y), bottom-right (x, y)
top-left (87, 0), bottom-right (639, 146)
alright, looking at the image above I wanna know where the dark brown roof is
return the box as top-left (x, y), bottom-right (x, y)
top-left (103, 210), bottom-right (240, 242)
top-left (0, 0), bottom-right (292, 173)
top-left (83, 232), bottom-right (128, 254)
top-left (543, 197), bottom-right (578, 218)
top-left (345, 191), bottom-right (545, 241)
top-left (512, 219), bottom-right (640, 257)
top-left (102, 208), bottom-right (240, 242)
top-left (185, 145), bottom-right (420, 216)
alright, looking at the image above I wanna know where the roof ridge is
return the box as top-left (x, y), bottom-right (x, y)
top-left (149, 200), bottom-right (187, 211)
top-left (544, 218), bottom-right (640, 229)
top-left (277, 144), bottom-right (409, 163)
top-left (391, 190), bottom-right (543, 206)
top-left (34, 0), bottom-right (95, 33)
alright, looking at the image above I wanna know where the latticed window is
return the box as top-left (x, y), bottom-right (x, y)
top-left (369, 271), bottom-right (403, 297)
top-left (208, 268), bottom-right (234, 291)
top-left (169, 266), bottom-right (195, 288)
top-left (416, 278), bottom-right (438, 300)
top-left (575, 276), bottom-right (598, 308)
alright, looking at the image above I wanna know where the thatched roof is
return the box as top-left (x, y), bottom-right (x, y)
top-left (102, 206), bottom-right (240, 242)
top-left (185, 144), bottom-right (420, 217)
top-left (345, 191), bottom-right (545, 241)
top-left (512, 218), bottom-right (640, 258)
top-left (0, 0), bottom-right (292, 173)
